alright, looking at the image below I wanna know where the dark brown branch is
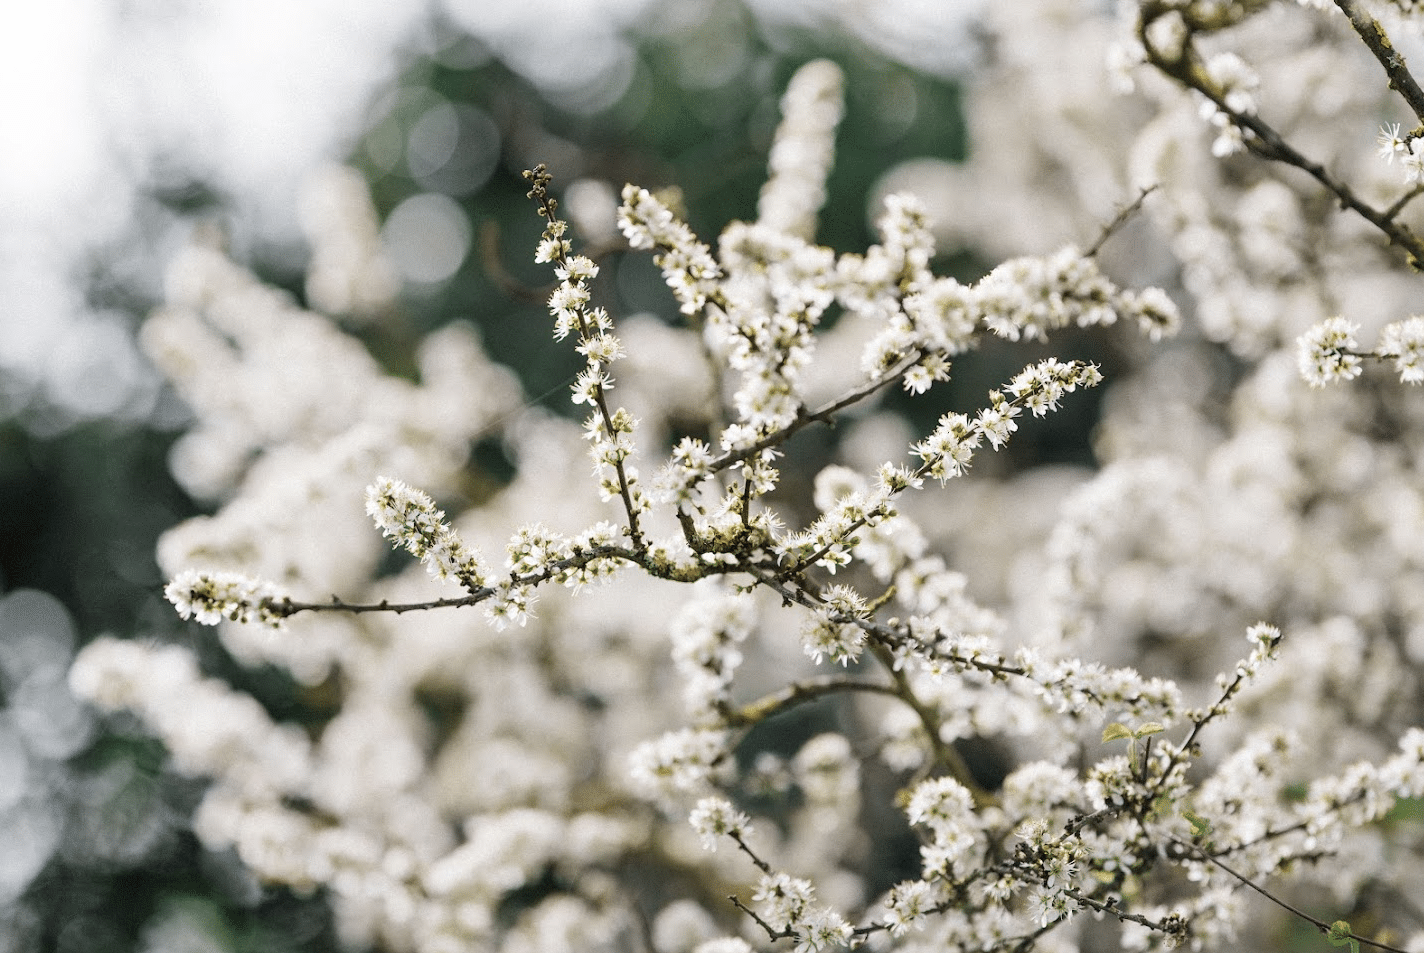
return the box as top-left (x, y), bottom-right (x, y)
top-left (275, 593), bottom-right (485, 616)
top-left (269, 542), bottom-right (640, 619)
top-left (868, 639), bottom-right (997, 808)
top-left (702, 353), bottom-right (923, 480)
top-left (728, 895), bottom-right (791, 942)
top-left (1335, 0), bottom-right (1424, 126)
top-left (1138, 11), bottom-right (1424, 269)
top-left (1385, 182), bottom-right (1424, 221)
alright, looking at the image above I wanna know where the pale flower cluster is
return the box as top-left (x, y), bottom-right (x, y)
top-left (366, 476), bottom-right (488, 591)
top-left (164, 567), bottom-right (286, 628)
top-left (62, 19), bottom-right (1424, 953)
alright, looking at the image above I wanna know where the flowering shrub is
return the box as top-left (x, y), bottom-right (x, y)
top-left (67, 3), bottom-right (1424, 952)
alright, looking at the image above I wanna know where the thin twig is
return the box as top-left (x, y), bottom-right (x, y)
top-left (1138, 11), bottom-right (1424, 269)
top-left (1086, 184), bottom-right (1159, 259)
top-left (725, 675), bottom-right (901, 728)
top-left (1180, 840), bottom-right (1413, 953)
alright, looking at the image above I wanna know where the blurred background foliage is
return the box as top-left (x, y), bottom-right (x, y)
top-left (0, 1), bottom-right (1132, 949)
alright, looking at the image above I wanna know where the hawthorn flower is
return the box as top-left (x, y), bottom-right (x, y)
top-left (555, 254), bottom-right (598, 284)
top-left (1405, 139), bottom-right (1424, 185)
top-left (912, 411), bottom-right (981, 482)
top-left (165, 569), bottom-right (285, 627)
top-left (1205, 52), bottom-right (1259, 115)
top-left (535, 231), bottom-right (571, 263)
top-left (1378, 122), bottom-right (1408, 163)
top-left (688, 796), bottom-right (752, 851)
top-left (548, 280), bottom-right (590, 318)
top-left (365, 476), bottom-right (488, 591)
top-left (793, 907), bottom-right (853, 953)
top-left (801, 615), bottom-right (866, 666)
top-left (671, 583), bottom-right (753, 714)
top-left (629, 729), bottom-right (729, 797)
top-left (758, 59), bottom-right (844, 239)
top-left (882, 880), bottom-right (938, 937)
top-left (752, 872), bottom-right (816, 931)
top-left (906, 776), bottom-right (976, 841)
top-left (903, 352), bottom-right (952, 394)
top-left (1030, 885), bottom-right (1075, 927)
top-left (1006, 359), bottom-right (1102, 416)
top-left (1296, 317), bottom-right (1363, 387)
top-left (975, 398), bottom-right (1020, 449)
top-left (484, 581), bottom-right (535, 629)
top-left (576, 331), bottom-right (625, 366)
top-left (571, 367), bottom-right (613, 406)
top-left (1377, 315), bottom-right (1424, 383)
top-left (618, 185), bottom-right (721, 314)
top-left (903, 276), bottom-right (978, 353)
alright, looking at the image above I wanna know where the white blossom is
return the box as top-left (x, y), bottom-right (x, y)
top-left (1296, 318), bottom-right (1363, 387)
top-left (164, 568), bottom-right (286, 627)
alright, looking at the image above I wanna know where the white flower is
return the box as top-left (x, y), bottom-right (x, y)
top-left (364, 476), bottom-right (487, 590)
top-left (628, 729), bottom-right (728, 798)
top-left (752, 872), bottom-right (816, 931)
top-left (688, 796), bottom-right (752, 850)
top-left (1377, 315), bottom-right (1424, 384)
top-left (1296, 317), bottom-right (1363, 387)
top-left (906, 776), bottom-right (976, 840)
top-left (793, 907), bottom-right (852, 953)
top-left (882, 880), bottom-right (936, 936)
top-left (1378, 122), bottom-right (1408, 163)
top-left (165, 569), bottom-right (285, 628)
top-left (758, 59), bottom-right (844, 240)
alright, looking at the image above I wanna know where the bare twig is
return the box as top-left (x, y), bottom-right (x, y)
top-left (1086, 184), bottom-right (1159, 258)
top-left (725, 675), bottom-right (901, 728)
top-left (1179, 840), bottom-right (1413, 953)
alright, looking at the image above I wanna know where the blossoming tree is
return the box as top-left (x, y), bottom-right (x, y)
top-left (69, 2), bottom-right (1424, 951)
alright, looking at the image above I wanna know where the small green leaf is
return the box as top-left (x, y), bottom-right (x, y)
top-left (1133, 722), bottom-right (1165, 739)
top-left (1326, 920), bottom-right (1359, 953)
top-left (1182, 810), bottom-right (1211, 838)
top-left (1102, 722), bottom-right (1133, 743)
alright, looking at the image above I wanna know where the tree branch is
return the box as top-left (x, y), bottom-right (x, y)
top-left (1334, 0), bottom-right (1424, 126)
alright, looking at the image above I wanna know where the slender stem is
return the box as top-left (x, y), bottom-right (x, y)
top-left (702, 353), bottom-right (922, 480)
top-left (725, 675), bottom-right (901, 728)
top-left (269, 543), bottom-right (639, 618)
top-left (867, 639), bottom-right (997, 808)
top-left (1334, 0), bottom-right (1424, 125)
top-left (1138, 12), bottom-right (1424, 269)
top-left (525, 167), bottom-right (647, 549)
top-left (1181, 841), bottom-right (1413, 953)
top-left (1085, 184), bottom-right (1159, 259)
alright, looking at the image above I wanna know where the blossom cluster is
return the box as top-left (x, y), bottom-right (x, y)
top-left (64, 20), bottom-right (1424, 953)
top-left (365, 476), bottom-right (488, 591)
top-left (164, 568), bottom-right (285, 628)
top-left (1297, 314), bottom-right (1424, 386)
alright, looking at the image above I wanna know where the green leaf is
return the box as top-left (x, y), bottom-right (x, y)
top-left (1133, 722), bottom-right (1165, 739)
top-left (1326, 920), bottom-right (1359, 953)
top-left (1102, 722), bottom-right (1133, 743)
